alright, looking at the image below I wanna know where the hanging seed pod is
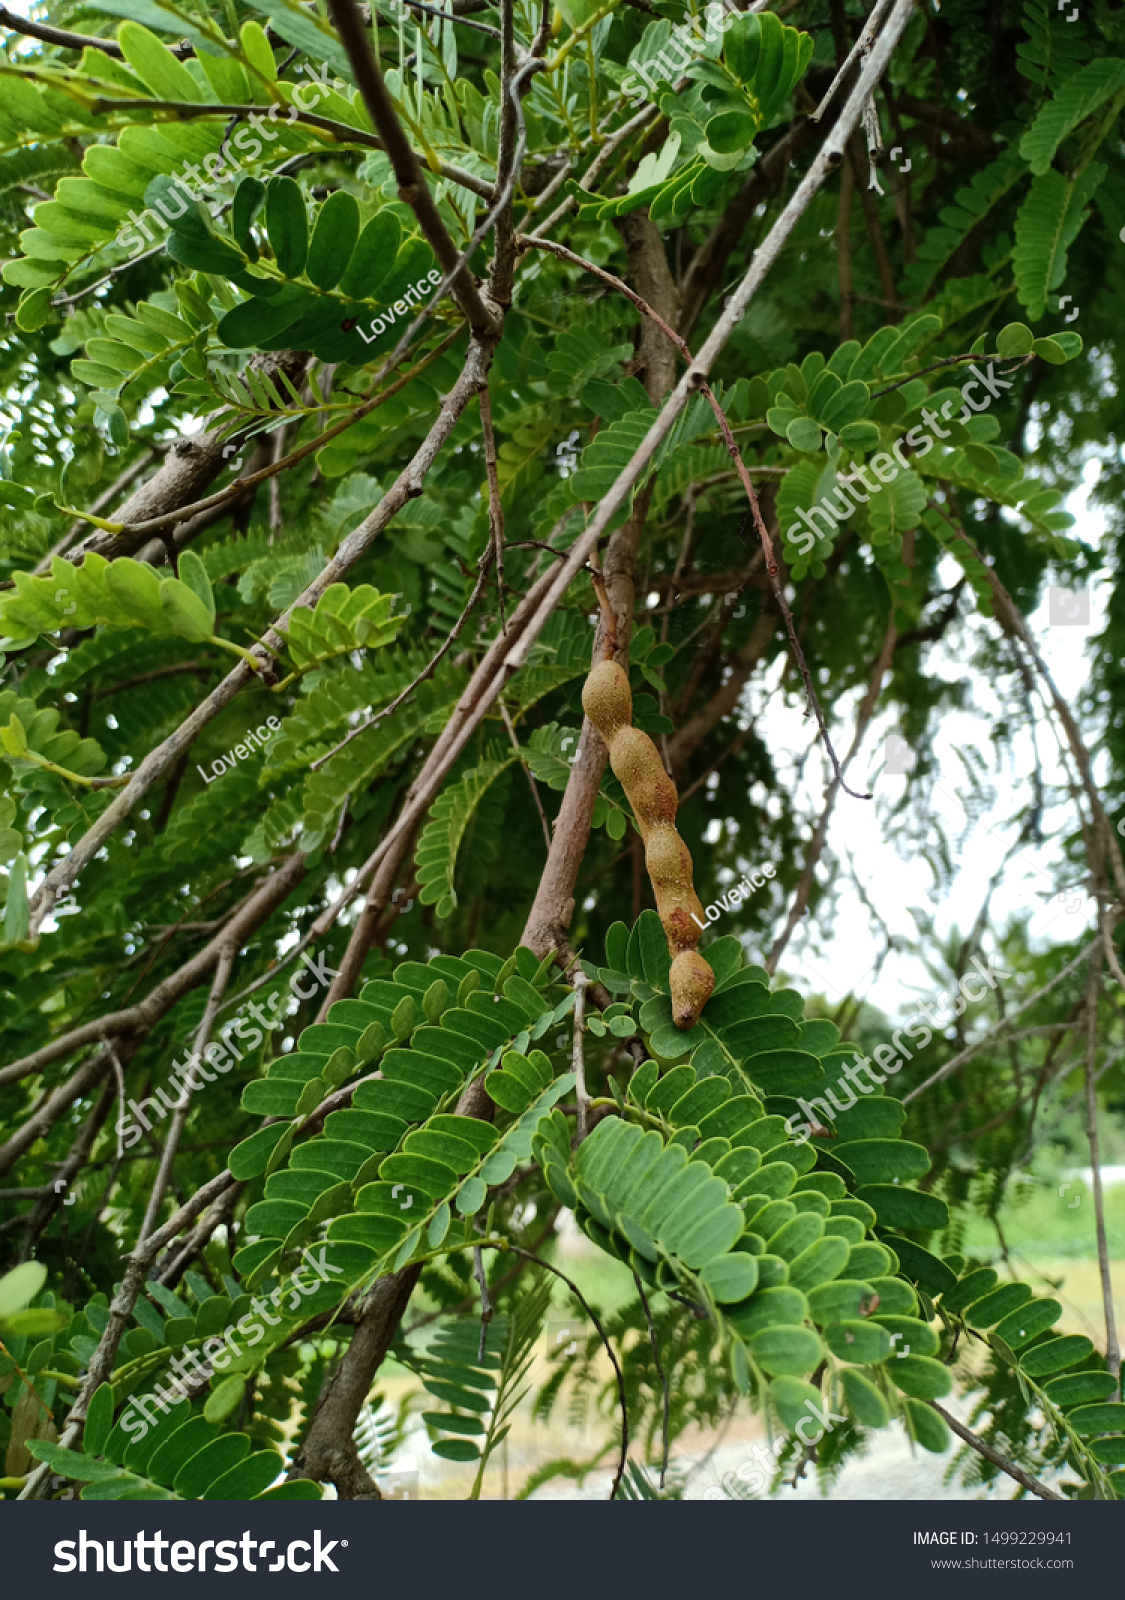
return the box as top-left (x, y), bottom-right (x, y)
top-left (582, 660), bottom-right (714, 1029)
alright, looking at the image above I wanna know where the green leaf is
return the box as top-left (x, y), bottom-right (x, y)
top-left (903, 1398), bottom-right (950, 1454)
top-left (203, 1374), bottom-right (245, 1424)
top-left (841, 1367), bottom-right (889, 1427)
top-left (266, 176), bottom-right (309, 279)
top-left (28, 1441), bottom-right (125, 1482)
top-left (84, 1383), bottom-right (116, 1457)
top-left (119, 22), bottom-right (203, 102)
top-left (839, 1140), bottom-right (930, 1185)
top-left (839, 420), bottom-right (882, 449)
top-left (855, 1185), bottom-right (948, 1232)
top-left (1042, 1371), bottom-right (1119, 1409)
top-left (105, 559), bottom-right (166, 630)
top-left (173, 1434), bottom-right (251, 1498)
top-left (16, 286), bottom-right (52, 332)
top-left (205, 1450), bottom-right (284, 1499)
top-left (307, 190), bottom-right (361, 291)
top-left (339, 210), bottom-right (403, 298)
top-left (749, 1325), bottom-right (822, 1376)
top-left (1065, 1402), bottom-right (1125, 1437)
top-left (1020, 1336), bottom-right (1094, 1377)
top-left (230, 1123), bottom-right (294, 1180)
top-left (706, 110), bottom-right (759, 154)
top-left (1013, 163), bottom-right (1105, 321)
top-left (700, 1253), bottom-right (759, 1304)
top-left (770, 1376), bottom-right (824, 1434)
top-left (786, 416), bottom-right (822, 453)
top-left (1019, 59), bottom-right (1125, 175)
top-left (996, 321), bottom-right (1034, 357)
top-left (232, 176), bottom-right (267, 254)
top-left (160, 577), bottom-right (217, 642)
top-left (888, 1354), bottom-right (952, 1400)
top-left (0, 1260), bottom-right (47, 1317)
top-left (177, 550), bottom-right (216, 631)
top-left (3, 852), bottom-right (29, 945)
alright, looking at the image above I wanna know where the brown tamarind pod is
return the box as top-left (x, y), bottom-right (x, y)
top-left (669, 951), bottom-right (716, 1031)
top-left (644, 829), bottom-right (693, 891)
top-left (583, 657), bottom-right (714, 1030)
top-left (581, 660), bottom-right (632, 741)
top-left (606, 728), bottom-right (678, 832)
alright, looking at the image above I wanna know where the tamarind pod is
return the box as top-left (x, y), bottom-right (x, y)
top-left (582, 658), bottom-right (714, 1029)
top-left (581, 660), bottom-right (633, 741)
top-left (669, 951), bottom-right (716, 1031)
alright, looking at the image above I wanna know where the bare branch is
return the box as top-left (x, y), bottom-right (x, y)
top-left (138, 940), bottom-right (235, 1243)
top-left (1083, 942), bottom-right (1121, 1378)
top-left (479, 384), bottom-right (507, 632)
top-left (328, 0), bottom-right (500, 333)
top-left (931, 1402), bottom-right (1063, 1501)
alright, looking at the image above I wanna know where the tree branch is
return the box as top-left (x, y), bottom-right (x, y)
top-left (931, 1402), bottom-right (1063, 1501)
top-left (328, 0), bottom-right (500, 333)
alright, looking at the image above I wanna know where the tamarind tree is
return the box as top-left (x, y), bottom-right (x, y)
top-left (0, 0), bottom-right (1123, 1504)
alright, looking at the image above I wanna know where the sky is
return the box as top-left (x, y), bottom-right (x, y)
top-left (737, 451), bottom-right (1115, 1024)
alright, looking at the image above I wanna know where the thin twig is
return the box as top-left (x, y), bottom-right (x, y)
top-left (632, 1272), bottom-right (669, 1489)
top-left (768, 609), bottom-right (898, 973)
top-left (400, 0), bottom-right (502, 37)
top-left (27, 452), bottom-right (157, 576)
top-left (499, 698), bottom-right (552, 851)
top-left (519, 232), bottom-right (870, 802)
top-left (18, 1167), bottom-right (233, 1499)
top-left (931, 1402), bottom-right (1063, 1500)
top-left (82, 92), bottom-right (494, 198)
top-left (499, 1243), bottom-right (628, 1500)
top-left (1082, 942), bottom-right (1121, 1378)
top-left (903, 938), bottom-right (1100, 1104)
top-left (473, 1245), bottom-right (493, 1361)
top-left (479, 385), bottom-right (507, 633)
top-left (137, 941), bottom-right (234, 1243)
top-left (0, 3), bottom-right (193, 58)
top-left (65, 330), bottom-right (462, 542)
top-left (934, 505), bottom-right (1125, 906)
top-left (587, 546), bottom-right (617, 660)
top-left (328, 0), bottom-right (499, 332)
top-left (812, 0), bottom-right (895, 121)
top-left (310, 544), bottom-right (496, 769)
